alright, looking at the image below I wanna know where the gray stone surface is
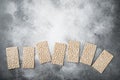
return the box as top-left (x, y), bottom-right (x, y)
top-left (0, 0), bottom-right (120, 80)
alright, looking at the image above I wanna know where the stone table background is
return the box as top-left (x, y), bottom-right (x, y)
top-left (0, 0), bottom-right (120, 80)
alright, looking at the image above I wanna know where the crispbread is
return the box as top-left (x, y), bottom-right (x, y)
top-left (92, 50), bottom-right (113, 73)
top-left (6, 47), bottom-right (19, 69)
top-left (22, 47), bottom-right (34, 68)
top-left (52, 43), bottom-right (66, 65)
top-left (80, 43), bottom-right (96, 65)
top-left (67, 41), bottom-right (80, 63)
top-left (36, 41), bottom-right (51, 64)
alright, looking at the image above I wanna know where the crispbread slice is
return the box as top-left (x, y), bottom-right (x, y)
top-left (36, 41), bottom-right (51, 64)
top-left (67, 41), bottom-right (80, 63)
top-left (52, 43), bottom-right (66, 65)
top-left (92, 50), bottom-right (113, 73)
top-left (22, 47), bottom-right (34, 68)
top-left (80, 43), bottom-right (96, 65)
top-left (6, 47), bottom-right (19, 69)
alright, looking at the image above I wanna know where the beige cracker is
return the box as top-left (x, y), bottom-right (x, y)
top-left (6, 47), bottom-right (19, 69)
top-left (92, 50), bottom-right (113, 73)
top-left (36, 41), bottom-right (51, 64)
top-left (52, 43), bottom-right (66, 65)
top-left (80, 42), bottom-right (96, 65)
top-left (67, 41), bottom-right (80, 63)
top-left (22, 47), bottom-right (34, 68)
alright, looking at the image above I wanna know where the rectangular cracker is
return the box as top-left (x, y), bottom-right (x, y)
top-left (22, 47), bottom-right (34, 68)
top-left (92, 50), bottom-right (113, 73)
top-left (6, 47), bottom-right (19, 69)
top-left (67, 41), bottom-right (80, 63)
top-left (36, 41), bottom-right (51, 64)
top-left (52, 43), bottom-right (66, 65)
top-left (80, 42), bottom-right (96, 65)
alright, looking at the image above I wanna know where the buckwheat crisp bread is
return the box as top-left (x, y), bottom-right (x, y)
top-left (92, 50), bottom-right (113, 73)
top-left (36, 41), bottom-right (51, 64)
top-left (6, 47), bottom-right (19, 69)
top-left (80, 43), bottom-right (96, 65)
top-left (22, 47), bottom-right (34, 68)
top-left (67, 41), bottom-right (80, 63)
top-left (52, 43), bottom-right (66, 65)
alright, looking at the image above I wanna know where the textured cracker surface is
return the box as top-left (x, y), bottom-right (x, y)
top-left (36, 41), bottom-right (51, 64)
top-left (92, 50), bottom-right (113, 73)
top-left (67, 41), bottom-right (80, 63)
top-left (52, 43), bottom-right (66, 65)
top-left (6, 47), bottom-right (19, 69)
top-left (80, 43), bottom-right (96, 65)
top-left (22, 47), bottom-right (34, 68)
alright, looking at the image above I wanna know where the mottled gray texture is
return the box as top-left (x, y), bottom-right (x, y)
top-left (0, 0), bottom-right (120, 80)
